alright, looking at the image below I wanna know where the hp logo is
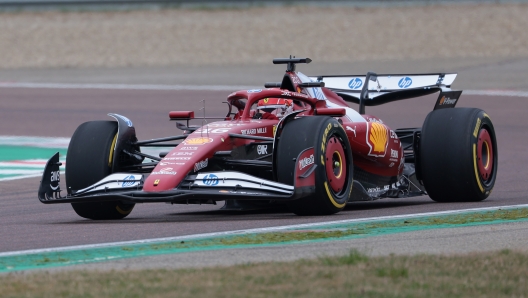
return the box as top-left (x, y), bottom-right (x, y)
top-left (398, 77), bottom-right (412, 88)
top-left (203, 174), bottom-right (219, 186)
top-left (348, 78), bottom-right (363, 89)
top-left (122, 175), bottom-right (136, 187)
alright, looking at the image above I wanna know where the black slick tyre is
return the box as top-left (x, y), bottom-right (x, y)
top-left (420, 108), bottom-right (497, 202)
top-left (277, 116), bottom-right (353, 215)
top-left (66, 121), bottom-right (135, 219)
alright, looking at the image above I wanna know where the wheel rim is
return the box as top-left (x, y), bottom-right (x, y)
top-left (325, 135), bottom-right (347, 193)
top-left (476, 128), bottom-right (494, 182)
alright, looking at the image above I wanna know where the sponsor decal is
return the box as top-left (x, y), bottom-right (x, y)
top-left (202, 174), bottom-right (219, 186)
top-left (172, 151), bottom-right (194, 156)
top-left (368, 185), bottom-right (390, 193)
top-left (194, 158), bottom-right (208, 172)
top-left (390, 130), bottom-right (399, 143)
top-left (346, 126), bottom-right (356, 137)
top-left (391, 149), bottom-right (399, 158)
top-left (247, 89), bottom-right (262, 93)
top-left (219, 190), bottom-right (229, 193)
top-left (121, 175), bottom-right (136, 187)
top-left (366, 117), bottom-right (383, 123)
top-left (50, 170), bottom-right (60, 190)
top-left (439, 96), bottom-right (457, 106)
top-left (473, 118), bottom-right (481, 138)
top-left (291, 75), bottom-right (302, 84)
top-left (348, 78), bottom-right (363, 89)
top-left (206, 123), bottom-right (246, 127)
top-left (389, 162), bottom-right (395, 167)
top-left (50, 170), bottom-right (60, 182)
top-left (321, 123), bottom-right (332, 164)
top-left (114, 114), bottom-right (133, 127)
top-left (366, 122), bottom-right (389, 157)
top-left (159, 161), bottom-right (179, 166)
top-left (241, 127), bottom-right (267, 135)
top-left (183, 137), bottom-right (213, 145)
top-left (367, 187), bottom-right (382, 193)
top-left (294, 91), bottom-right (309, 98)
top-left (151, 167), bottom-right (177, 175)
top-left (180, 146), bottom-right (198, 150)
top-left (195, 127), bottom-right (231, 134)
top-left (398, 77), bottom-right (413, 88)
top-left (163, 157), bottom-right (191, 160)
top-left (299, 154), bottom-right (315, 170)
top-left (154, 179), bottom-right (160, 186)
top-left (257, 144), bottom-right (268, 155)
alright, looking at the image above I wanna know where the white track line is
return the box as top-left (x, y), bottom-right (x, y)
top-left (0, 171), bottom-right (64, 182)
top-left (464, 90), bottom-right (528, 98)
top-left (1, 204), bottom-right (527, 258)
top-left (0, 136), bottom-right (69, 148)
top-left (1, 82), bottom-right (528, 97)
top-left (0, 82), bottom-right (258, 91)
top-left (0, 173), bottom-right (43, 182)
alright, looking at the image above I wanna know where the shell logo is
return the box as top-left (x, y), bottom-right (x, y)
top-left (367, 122), bottom-right (388, 157)
top-left (183, 137), bottom-right (213, 145)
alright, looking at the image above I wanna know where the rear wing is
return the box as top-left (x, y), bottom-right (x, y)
top-left (309, 72), bottom-right (461, 114)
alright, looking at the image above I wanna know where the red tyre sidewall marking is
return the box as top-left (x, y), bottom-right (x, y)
top-left (325, 135), bottom-right (346, 193)
top-left (477, 128), bottom-right (493, 181)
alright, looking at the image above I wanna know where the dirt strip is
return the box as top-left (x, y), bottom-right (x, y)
top-left (1, 4), bottom-right (528, 69)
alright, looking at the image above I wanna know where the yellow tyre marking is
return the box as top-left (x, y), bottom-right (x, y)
top-left (116, 205), bottom-right (132, 215)
top-left (473, 118), bottom-right (481, 138)
top-left (108, 134), bottom-right (118, 167)
top-left (324, 182), bottom-right (346, 208)
top-left (483, 113), bottom-right (491, 120)
top-left (473, 144), bottom-right (484, 193)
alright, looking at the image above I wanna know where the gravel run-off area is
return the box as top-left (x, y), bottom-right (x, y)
top-left (0, 3), bottom-right (527, 69)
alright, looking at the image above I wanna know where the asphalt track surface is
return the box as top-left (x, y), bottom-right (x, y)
top-left (1, 85), bottom-right (528, 255)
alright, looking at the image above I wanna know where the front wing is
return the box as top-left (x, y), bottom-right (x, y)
top-left (38, 153), bottom-right (312, 204)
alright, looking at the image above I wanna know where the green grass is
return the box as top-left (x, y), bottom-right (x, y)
top-left (3, 208), bottom-right (528, 273)
top-left (1, 249), bottom-right (527, 297)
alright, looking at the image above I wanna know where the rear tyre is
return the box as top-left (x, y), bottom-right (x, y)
top-left (420, 108), bottom-right (497, 202)
top-left (277, 116), bottom-right (353, 215)
top-left (66, 121), bottom-right (135, 219)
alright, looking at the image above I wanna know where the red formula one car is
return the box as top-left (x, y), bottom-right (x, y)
top-left (38, 58), bottom-right (498, 220)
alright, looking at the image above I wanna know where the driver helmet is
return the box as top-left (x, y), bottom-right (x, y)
top-left (257, 98), bottom-right (293, 118)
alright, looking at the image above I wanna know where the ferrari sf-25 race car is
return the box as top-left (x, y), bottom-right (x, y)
top-left (38, 58), bottom-right (498, 220)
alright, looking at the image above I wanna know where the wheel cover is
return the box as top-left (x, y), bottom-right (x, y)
top-left (325, 136), bottom-right (347, 193)
top-left (476, 128), bottom-right (494, 181)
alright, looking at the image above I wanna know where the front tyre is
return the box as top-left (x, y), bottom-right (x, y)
top-left (277, 116), bottom-right (353, 215)
top-left (66, 121), bottom-right (135, 219)
top-left (420, 108), bottom-right (497, 202)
